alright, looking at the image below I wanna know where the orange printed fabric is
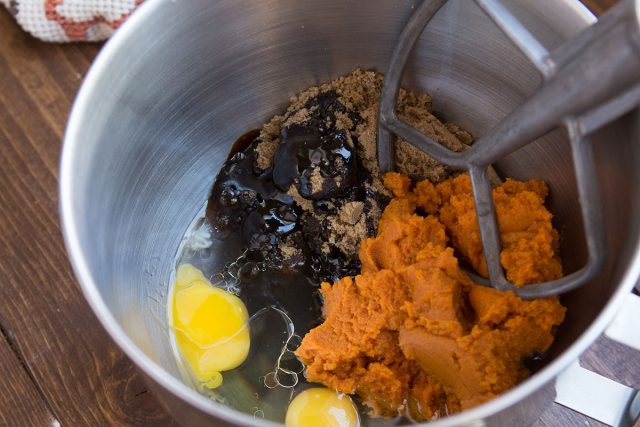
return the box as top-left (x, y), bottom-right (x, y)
top-left (1, 0), bottom-right (143, 42)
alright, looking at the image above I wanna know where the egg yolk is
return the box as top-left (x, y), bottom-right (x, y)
top-left (171, 263), bottom-right (250, 389)
top-left (285, 388), bottom-right (360, 427)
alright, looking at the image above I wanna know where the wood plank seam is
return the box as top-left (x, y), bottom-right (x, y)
top-left (0, 320), bottom-right (61, 425)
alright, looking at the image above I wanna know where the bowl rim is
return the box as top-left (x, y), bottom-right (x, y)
top-left (59, 1), bottom-right (639, 426)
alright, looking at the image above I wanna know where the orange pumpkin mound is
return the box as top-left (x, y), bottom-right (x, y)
top-left (296, 173), bottom-right (566, 420)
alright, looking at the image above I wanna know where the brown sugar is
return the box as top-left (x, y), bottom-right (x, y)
top-left (255, 68), bottom-right (474, 185)
top-left (309, 168), bottom-right (325, 196)
top-left (295, 172), bottom-right (566, 420)
top-left (252, 69), bottom-right (477, 267)
top-left (287, 186), bottom-right (314, 212)
top-left (331, 201), bottom-right (368, 256)
top-left (394, 90), bottom-right (469, 182)
top-left (256, 115), bottom-right (283, 170)
top-left (338, 201), bottom-right (365, 225)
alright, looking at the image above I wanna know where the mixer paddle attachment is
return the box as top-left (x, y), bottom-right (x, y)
top-left (378, 0), bottom-right (640, 298)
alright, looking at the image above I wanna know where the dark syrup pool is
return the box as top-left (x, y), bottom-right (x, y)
top-left (170, 92), bottom-right (402, 425)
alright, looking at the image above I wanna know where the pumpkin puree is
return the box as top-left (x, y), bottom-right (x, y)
top-left (295, 173), bottom-right (566, 420)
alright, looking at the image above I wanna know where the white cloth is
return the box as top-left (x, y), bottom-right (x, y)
top-left (3, 0), bottom-right (142, 42)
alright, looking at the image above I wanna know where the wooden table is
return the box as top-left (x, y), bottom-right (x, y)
top-left (0, 1), bottom-right (637, 426)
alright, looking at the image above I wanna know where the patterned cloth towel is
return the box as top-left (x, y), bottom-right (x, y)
top-left (1, 0), bottom-right (143, 41)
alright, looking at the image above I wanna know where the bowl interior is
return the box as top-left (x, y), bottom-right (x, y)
top-left (63, 0), bottom-right (640, 424)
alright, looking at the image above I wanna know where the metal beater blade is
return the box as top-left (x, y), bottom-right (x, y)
top-left (378, 0), bottom-right (640, 298)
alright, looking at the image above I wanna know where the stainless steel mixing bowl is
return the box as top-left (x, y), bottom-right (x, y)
top-left (60, 0), bottom-right (640, 425)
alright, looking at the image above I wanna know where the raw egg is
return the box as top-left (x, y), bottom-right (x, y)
top-left (171, 263), bottom-right (250, 389)
top-left (285, 387), bottom-right (360, 427)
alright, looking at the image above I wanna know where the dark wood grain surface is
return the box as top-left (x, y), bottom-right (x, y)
top-left (0, 1), bottom-right (636, 426)
top-left (0, 9), bottom-right (176, 427)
